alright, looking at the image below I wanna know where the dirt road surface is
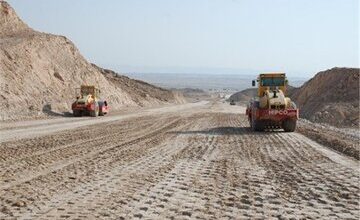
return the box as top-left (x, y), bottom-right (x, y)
top-left (0, 101), bottom-right (358, 219)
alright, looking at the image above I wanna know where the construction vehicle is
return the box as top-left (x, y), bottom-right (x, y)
top-left (246, 73), bottom-right (299, 132)
top-left (230, 100), bottom-right (236, 105)
top-left (71, 85), bottom-right (109, 117)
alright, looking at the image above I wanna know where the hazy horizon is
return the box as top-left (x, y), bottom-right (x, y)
top-left (8, 0), bottom-right (359, 77)
top-left (124, 72), bottom-right (308, 91)
top-left (105, 64), bottom-right (338, 78)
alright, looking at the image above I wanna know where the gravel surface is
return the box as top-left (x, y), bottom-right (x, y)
top-left (0, 101), bottom-right (358, 219)
top-left (297, 119), bottom-right (359, 159)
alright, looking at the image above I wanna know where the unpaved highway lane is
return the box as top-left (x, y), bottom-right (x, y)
top-left (0, 101), bottom-right (209, 143)
top-left (0, 101), bottom-right (358, 219)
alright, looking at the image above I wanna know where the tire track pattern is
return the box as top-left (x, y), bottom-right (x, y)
top-left (0, 109), bottom-right (358, 219)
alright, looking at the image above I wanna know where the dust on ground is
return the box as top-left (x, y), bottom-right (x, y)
top-left (0, 101), bottom-right (358, 219)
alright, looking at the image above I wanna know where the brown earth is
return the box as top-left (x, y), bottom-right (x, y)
top-left (0, 1), bottom-right (183, 121)
top-left (0, 100), bottom-right (358, 219)
top-left (291, 67), bottom-right (359, 127)
top-left (93, 64), bottom-right (185, 107)
top-left (228, 88), bottom-right (257, 104)
top-left (1, 2), bottom-right (359, 218)
top-left (229, 85), bottom-right (297, 104)
top-left (297, 119), bottom-right (359, 160)
top-left (172, 88), bottom-right (211, 102)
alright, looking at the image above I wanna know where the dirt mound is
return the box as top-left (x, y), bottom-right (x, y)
top-left (229, 84), bottom-right (297, 104)
top-left (297, 119), bottom-right (359, 159)
top-left (171, 88), bottom-right (211, 102)
top-left (0, 1), bottom-right (183, 120)
top-left (291, 67), bottom-right (359, 127)
top-left (228, 88), bottom-right (257, 103)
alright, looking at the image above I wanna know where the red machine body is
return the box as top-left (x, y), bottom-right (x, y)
top-left (246, 106), bottom-right (298, 122)
top-left (71, 101), bottom-right (109, 116)
top-left (71, 85), bottom-right (109, 117)
top-left (246, 100), bottom-right (299, 131)
top-left (245, 73), bottom-right (299, 132)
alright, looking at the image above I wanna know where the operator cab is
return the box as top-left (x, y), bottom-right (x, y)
top-left (252, 73), bottom-right (288, 97)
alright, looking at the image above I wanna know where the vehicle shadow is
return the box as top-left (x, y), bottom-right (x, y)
top-left (170, 126), bottom-right (284, 136)
top-left (42, 104), bottom-right (73, 117)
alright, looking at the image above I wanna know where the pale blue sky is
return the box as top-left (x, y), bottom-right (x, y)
top-left (8, 0), bottom-right (359, 76)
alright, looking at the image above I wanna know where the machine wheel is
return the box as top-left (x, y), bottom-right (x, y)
top-left (250, 102), bottom-right (264, 132)
top-left (73, 110), bottom-right (81, 117)
top-left (251, 118), bottom-right (264, 132)
top-left (98, 101), bottom-right (105, 116)
top-left (282, 119), bottom-right (296, 132)
top-left (248, 116), bottom-right (252, 128)
top-left (90, 104), bottom-right (99, 117)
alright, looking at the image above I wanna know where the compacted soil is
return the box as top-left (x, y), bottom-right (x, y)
top-left (0, 101), bottom-right (358, 219)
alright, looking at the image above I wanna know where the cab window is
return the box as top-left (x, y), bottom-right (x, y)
top-left (261, 77), bottom-right (285, 86)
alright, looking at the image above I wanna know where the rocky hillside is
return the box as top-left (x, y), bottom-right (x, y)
top-left (291, 67), bottom-right (359, 127)
top-left (93, 64), bottom-right (184, 107)
top-left (0, 1), bottom-right (183, 120)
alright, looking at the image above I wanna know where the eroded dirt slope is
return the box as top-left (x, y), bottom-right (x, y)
top-left (93, 64), bottom-right (185, 107)
top-left (291, 67), bottom-right (359, 127)
top-left (0, 1), bottom-right (183, 121)
top-left (0, 101), bottom-right (358, 219)
top-left (228, 88), bottom-right (257, 104)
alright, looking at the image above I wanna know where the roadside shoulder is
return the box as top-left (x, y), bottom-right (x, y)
top-left (296, 119), bottom-right (359, 160)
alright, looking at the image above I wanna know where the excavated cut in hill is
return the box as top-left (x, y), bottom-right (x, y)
top-left (291, 67), bottom-right (359, 127)
top-left (0, 1), bottom-right (183, 120)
